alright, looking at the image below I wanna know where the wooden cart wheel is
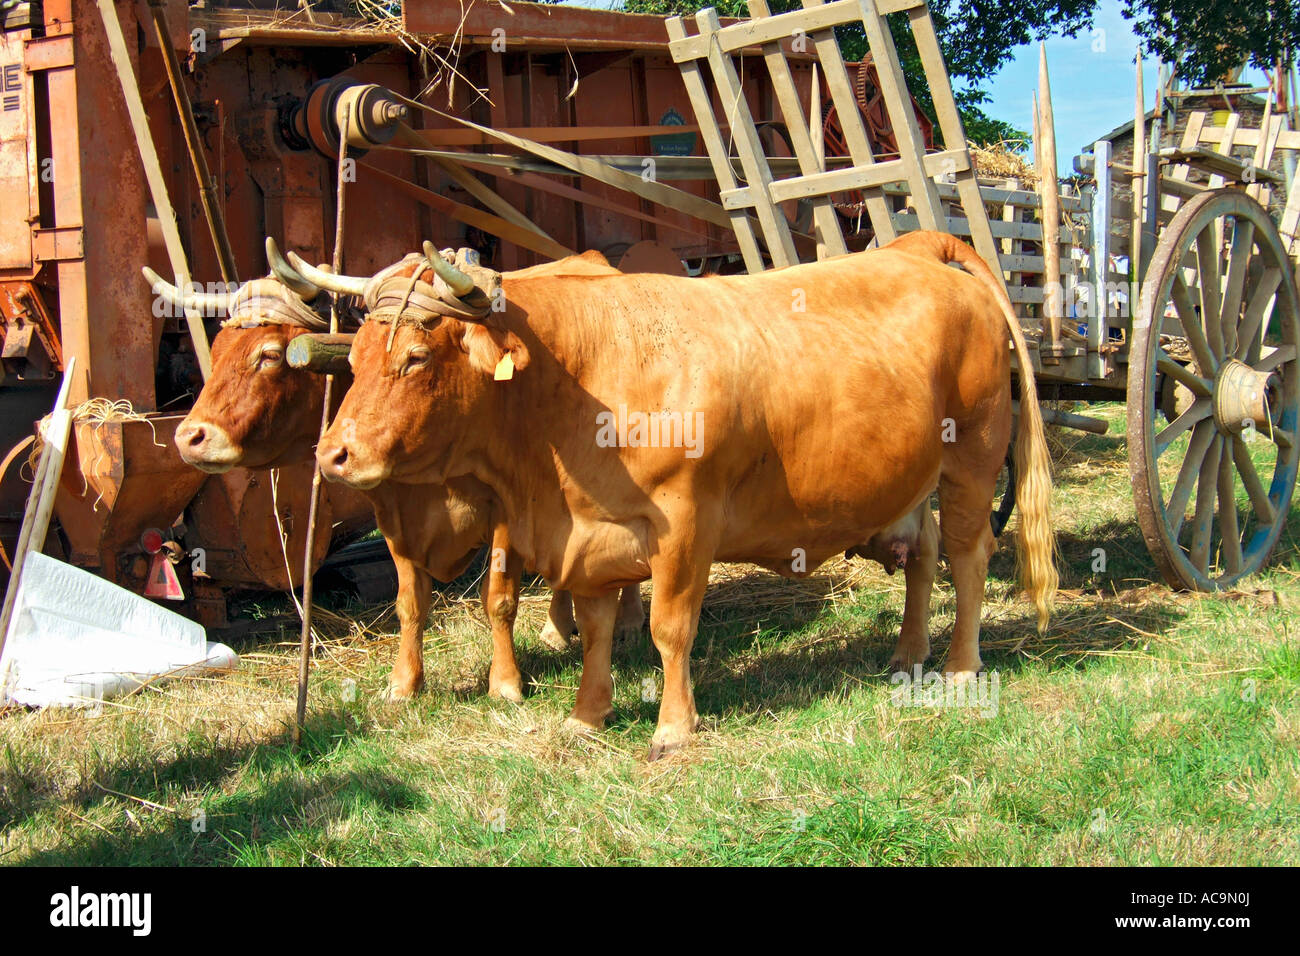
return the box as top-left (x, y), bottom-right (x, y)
top-left (1128, 188), bottom-right (1300, 590)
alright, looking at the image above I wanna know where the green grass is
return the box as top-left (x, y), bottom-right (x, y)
top-left (1, 404), bottom-right (1297, 865)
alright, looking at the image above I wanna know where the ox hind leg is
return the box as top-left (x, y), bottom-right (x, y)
top-left (482, 524), bottom-right (526, 702)
top-left (390, 556), bottom-right (431, 699)
top-left (539, 591), bottom-right (578, 651)
top-left (615, 584), bottom-right (646, 641)
top-left (937, 458), bottom-right (1001, 680)
top-left (887, 503), bottom-right (940, 673)
top-left (564, 591), bottom-right (620, 732)
top-left (540, 586), bottom-right (643, 652)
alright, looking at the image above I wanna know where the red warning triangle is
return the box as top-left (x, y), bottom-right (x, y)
top-left (144, 552), bottom-right (185, 600)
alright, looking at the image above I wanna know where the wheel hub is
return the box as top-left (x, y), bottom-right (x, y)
top-left (1213, 358), bottom-right (1281, 435)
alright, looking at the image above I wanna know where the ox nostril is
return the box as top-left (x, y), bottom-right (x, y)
top-left (330, 446), bottom-right (349, 470)
top-left (181, 425), bottom-right (206, 448)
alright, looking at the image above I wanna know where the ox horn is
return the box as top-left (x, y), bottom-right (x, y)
top-left (285, 250), bottom-right (370, 298)
top-left (141, 266), bottom-right (234, 315)
top-left (422, 241), bottom-right (476, 298)
top-left (265, 237), bottom-right (321, 300)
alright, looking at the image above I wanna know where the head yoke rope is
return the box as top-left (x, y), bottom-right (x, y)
top-left (221, 276), bottom-right (358, 332)
top-left (366, 248), bottom-right (501, 350)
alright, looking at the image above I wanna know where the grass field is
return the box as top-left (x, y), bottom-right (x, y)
top-left (2, 404), bottom-right (1298, 865)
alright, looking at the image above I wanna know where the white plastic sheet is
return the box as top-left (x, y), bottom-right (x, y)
top-left (0, 552), bottom-right (237, 708)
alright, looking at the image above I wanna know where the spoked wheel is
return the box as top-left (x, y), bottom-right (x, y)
top-left (1129, 188), bottom-right (1300, 590)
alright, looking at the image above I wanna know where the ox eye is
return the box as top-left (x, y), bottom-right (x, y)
top-left (258, 346), bottom-right (284, 369)
top-left (405, 346), bottom-right (430, 373)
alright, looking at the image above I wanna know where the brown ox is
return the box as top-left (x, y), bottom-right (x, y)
top-left (314, 230), bottom-right (1057, 758)
top-left (156, 247), bottom-right (642, 701)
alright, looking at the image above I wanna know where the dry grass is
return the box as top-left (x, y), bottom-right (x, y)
top-left (1, 403), bottom-right (1298, 865)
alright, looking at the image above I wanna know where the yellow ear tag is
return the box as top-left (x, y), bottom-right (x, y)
top-left (493, 353), bottom-right (515, 381)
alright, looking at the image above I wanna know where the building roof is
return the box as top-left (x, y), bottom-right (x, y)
top-left (1084, 90), bottom-right (1268, 152)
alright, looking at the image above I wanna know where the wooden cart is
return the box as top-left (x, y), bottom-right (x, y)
top-left (663, 0), bottom-right (1300, 592)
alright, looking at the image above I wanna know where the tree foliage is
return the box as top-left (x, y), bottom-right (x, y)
top-left (1121, 0), bottom-right (1300, 86)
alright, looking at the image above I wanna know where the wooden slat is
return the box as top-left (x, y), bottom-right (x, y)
top-left (747, 0), bottom-right (847, 258)
top-left (669, 0), bottom-right (858, 60)
top-left (669, 0), bottom-right (925, 60)
top-left (880, 180), bottom-right (1084, 213)
top-left (695, 7), bottom-right (799, 267)
top-left (664, 15), bottom-right (766, 270)
top-left (857, 0), bottom-right (942, 231)
top-left (999, 253), bottom-right (1076, 274)
top-left (764, 147), bottom-right (969, 204)
top-left (801, 0), bottom-right (896, 243)
top-left (904, 3), bottom-right (1005, 286)
top-left (1159, 145), bottom-right (1281, 184)
top-left (891, 212), bottom-right (1075, 242)
top-left (1197, 125), bottom-right (1300, 150)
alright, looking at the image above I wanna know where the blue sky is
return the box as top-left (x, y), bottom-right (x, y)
top-left (562, 0), bottom-right (1273, 169)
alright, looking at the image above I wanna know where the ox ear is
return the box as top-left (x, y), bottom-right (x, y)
top-left (461, 323), bottom-right (530, 379)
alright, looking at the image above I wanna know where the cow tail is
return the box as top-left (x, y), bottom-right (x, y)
top-left (888, 231), bottom-right (1058, 632)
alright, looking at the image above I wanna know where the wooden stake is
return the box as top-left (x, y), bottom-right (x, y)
top-left (1133, 50), bottom-right (1146, 273)
top-left (1036, 44), bottom-right (1063, 359)
top-left (293, 113), bottom-right (350, 750)
top-left (0, 357), bottom-right (77, 690)
top-left (810, 64), bottom-right (827, 260)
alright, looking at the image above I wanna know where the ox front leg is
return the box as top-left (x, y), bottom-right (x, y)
top-left (614, 584), bottom-right (646, 642)
top-left (390, 556), bottom-right (432, 699)
top-left (539, 590), bottom-right (578, 651)
top-left (564, 592), bottom-right (619, 733)
top-left (938, 473), bottom-right (999, 681)
top-left (646, 557), bottom-right (710, 761)
top-left (888, 504), bottom-right (939, 673)
top-left (482, 529), bottom-right (525, 702)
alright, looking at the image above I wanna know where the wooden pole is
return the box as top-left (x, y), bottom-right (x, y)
top-left (1036, 43), bottom-right (1063, 361)
top-left (286, 334), bottom-right (354, 374)
top-left (146, 0), bottom-right (238, 285)
top-left (810, 64), bottom-right (826, 259)
top-left (0, 357), bottom-right (77, 691)
top-left (293, 114), bottom-right (350, 749)
top-left (1132, 50), bottom-right (1146, 274)
top-left (1289, 55), bottom-right (1299, 132)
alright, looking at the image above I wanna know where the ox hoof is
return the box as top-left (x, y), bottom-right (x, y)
top-left (386, 676), bottom-right (424, 701)
top-left (615, 621), bottom-right (644, 644)
top-left (647, 726), bottom-right (694, 762)
top-left (563, 713), bottom-right (605, 736)
top-left (489, 678), bottom-right (525, 704)
top-left (887, 644), bottom-right (930, 675)
top-left (942, 665), bottom-right (982, 686)
top-left (538, 621), bottom-right (575, 652)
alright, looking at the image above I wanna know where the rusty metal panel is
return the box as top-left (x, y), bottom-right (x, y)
top-left (0, 30), bottom-right (35, 269)
top-left (23, 33), bottom-right (73, 71)
top-left (403, 0), bottom-right (677, 51)
top-left (31, 224), bottom-right (83, 261)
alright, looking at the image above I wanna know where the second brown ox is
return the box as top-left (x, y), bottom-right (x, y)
top-left (158, 244), bottom-right (641, 701)
top-left (314, 231), bottom-right (1058, 758)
